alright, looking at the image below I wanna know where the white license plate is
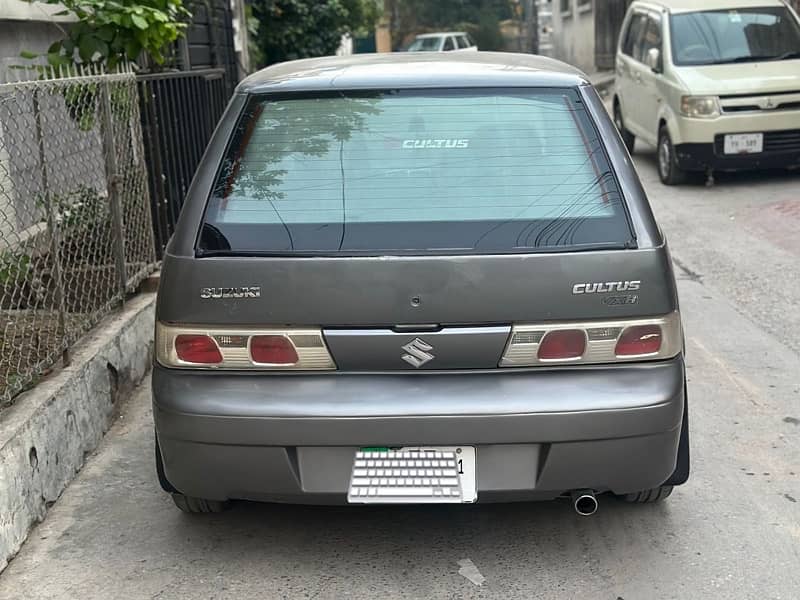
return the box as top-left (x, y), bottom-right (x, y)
top-left (347, 446), bottom-right (477, 504)
top-left (724, 133), bottom-right (763, 154)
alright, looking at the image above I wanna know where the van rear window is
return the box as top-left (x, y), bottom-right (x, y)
top-left (199, 88), bottom-right (633, 255)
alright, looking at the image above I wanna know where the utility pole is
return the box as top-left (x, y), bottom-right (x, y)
top-left (524, 0), bottom-right (539, 54)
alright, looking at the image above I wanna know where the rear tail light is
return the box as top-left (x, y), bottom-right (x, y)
top-left (156, 323), bottom-right (335, 370)
top-left (537, 330), bottom-right (586, 361)
top-left (615, 324), bottom-right (662, 357)
top-left (500, 312), bottom-right (681, 367)
top-left (174, 334), bottom-right (223, 364)
top-left (250, 335), bottom-right (299, 365)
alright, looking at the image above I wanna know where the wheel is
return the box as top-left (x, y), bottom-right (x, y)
top-left (613, 100), bottom-right (636, 154)
top-left (621, 485), bottom-right (674, 503)
top-left (657, 125), bottom-right (687, 185)
top-left (171, 493), bottom-right (229, 514)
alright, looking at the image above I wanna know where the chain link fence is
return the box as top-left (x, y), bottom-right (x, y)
top-left (0, 68), bottom-right (157, 408)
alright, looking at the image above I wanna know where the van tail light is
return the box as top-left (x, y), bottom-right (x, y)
top-left (500, 312), bottom-right (681, 367)
top-left (156, 323), bottom-right (335, 370)
top-left (537, 330), bottom-right (586, 361)
top-left (615, 325), bottom-right (662, 357)
top-left (175, 334), bottom-right (223, 364)
top-left (250, 335), bottom-right (299, 365)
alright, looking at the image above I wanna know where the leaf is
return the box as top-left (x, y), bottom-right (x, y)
top-left (19, 50), bottom-right (39, 60)
top-left (47, 41), bottom-right (62, 54)
top-left (78, 35), bottom-right (108, 62)
top-left (131, 14), bottom-right (148, 29)
top-left (124, 39), bottom-right (141, 59)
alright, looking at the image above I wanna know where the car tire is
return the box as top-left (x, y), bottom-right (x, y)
top-left (620, 485), bottom-right (674, 503)
top-left (613, 100), bottom-right (635, 154)
top-left (171, 493), bottom-right (229, 514)
top-left (657, 126), bottom-right (686, 185)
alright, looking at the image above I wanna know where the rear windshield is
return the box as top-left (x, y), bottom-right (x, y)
top-left (199, 88), bottom-right (633, 256)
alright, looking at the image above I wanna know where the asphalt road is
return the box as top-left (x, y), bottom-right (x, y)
top-left (1, 148), bottom-right (799, 600)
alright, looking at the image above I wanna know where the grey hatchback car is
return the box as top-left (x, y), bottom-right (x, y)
top-left (153, 52), bottom-right (689, 514)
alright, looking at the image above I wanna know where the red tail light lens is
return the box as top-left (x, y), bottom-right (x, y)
top-left (250, 335), bottom-right (299, 365)
top-left (175, 334), bottom-right (223, 364)
top-left (615, 325), bottom-right (662, 356)
top-left (537, 330), bottom-right (586, 360)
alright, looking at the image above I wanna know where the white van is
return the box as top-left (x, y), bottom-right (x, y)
top-left (613, 0), bottom-right (800, 184)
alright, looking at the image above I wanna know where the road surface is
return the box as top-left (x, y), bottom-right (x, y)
top-left (1, 149), bottom-right (798, 600)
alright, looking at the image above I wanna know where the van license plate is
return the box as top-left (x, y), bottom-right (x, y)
top-left (347, 446), bottom-right (477, 504)
top-left (724, 133), bottom-right (763, 154)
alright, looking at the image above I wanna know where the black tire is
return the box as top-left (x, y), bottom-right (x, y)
top-left (171, 493), bottom-right (229, 514)
top-left (621, 485), bottom-right (674, 503)
top-left (657, 126), bottom-right (687, 185)
top-left (613, 100), bottom-right (636, 154)
top-left (155, 435), bottom-right (177, 493)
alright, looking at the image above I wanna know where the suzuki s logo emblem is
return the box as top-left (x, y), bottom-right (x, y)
top-left (401, 338), bottom-right (435, 368)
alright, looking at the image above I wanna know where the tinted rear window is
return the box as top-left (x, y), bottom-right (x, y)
top-left (199, 88), bottom-right (633, 256)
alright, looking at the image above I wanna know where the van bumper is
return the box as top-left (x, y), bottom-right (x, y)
top-left (152, 357), bottom-right (686, 503)
top-left (674, 130), bottom-right (800, 171)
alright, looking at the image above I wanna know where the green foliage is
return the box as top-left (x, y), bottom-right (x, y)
top-left (250, 0), bottom-right (381, 67)
top-left (36, 186), bottom-right (108, 235)
top-left (0, 252), bottom-right (31, 286)
top-left (23, 0), bottom-right (190, 69)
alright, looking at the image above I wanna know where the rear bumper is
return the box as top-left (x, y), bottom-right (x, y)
top-left (153, 357), bottom-right (686, 503)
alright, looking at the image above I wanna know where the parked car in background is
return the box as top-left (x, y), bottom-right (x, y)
top-left (153, 52), bottom-right (689, 515)
top-left (406, 32), bottom-right (478, 52)
top-left (613, 0), bottom-right (800, 185)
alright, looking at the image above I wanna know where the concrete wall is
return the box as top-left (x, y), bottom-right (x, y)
top-left (0, 1), bottom-right (75, 84)
top-left (550, 0), bottom-right (596, 75)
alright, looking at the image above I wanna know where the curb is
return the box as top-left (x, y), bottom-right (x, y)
top-left (0, 292), bottom-right (156, 572)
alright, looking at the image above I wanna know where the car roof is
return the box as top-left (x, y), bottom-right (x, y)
top-left (415, 32), bottom-right (468, 38)
top-left (634, 0), bottom-right (786, 13)
top-left (238, 52), bottom-right (589, 94)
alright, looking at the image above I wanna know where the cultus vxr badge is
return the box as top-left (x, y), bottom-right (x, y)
top-left (200, 286), bottom-right (261, 299)
top-left (572, 280), bottom-right (641, 294)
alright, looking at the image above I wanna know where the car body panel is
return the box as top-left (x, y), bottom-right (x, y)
top-left (154, 53), bottom-right (687, 505)
top-left (153, 357), bottom-right (684, 501)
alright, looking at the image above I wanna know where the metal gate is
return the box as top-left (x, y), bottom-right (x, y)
top-left (137, 69), bottom-right (230, 257)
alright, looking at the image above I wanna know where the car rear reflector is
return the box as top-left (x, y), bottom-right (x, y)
top-left (174, 334), bottom-right (223, 364)
top-left (156, 323), bottom-right (335, 370)
top-left (537, 330), bottom-right (586, 361)
top-left (615, 325), bottom-right (662, 357)
top-left (500, 312), bottom-right (682, 367)
top-left (250, 335), bottom-right (299, 365)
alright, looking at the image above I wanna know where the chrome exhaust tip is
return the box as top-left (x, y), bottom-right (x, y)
top-left (571, 490), bottom-right (598, 516)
